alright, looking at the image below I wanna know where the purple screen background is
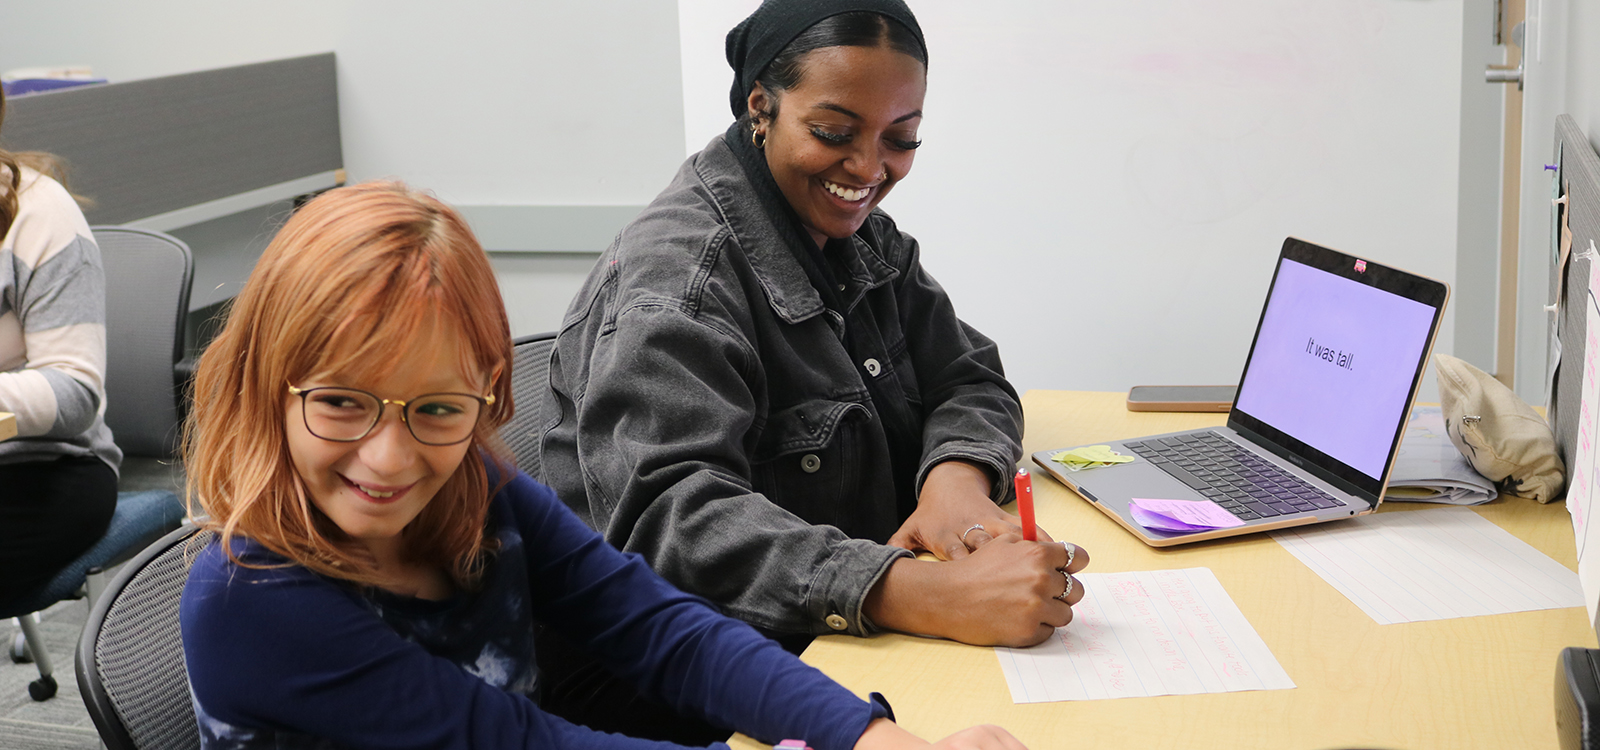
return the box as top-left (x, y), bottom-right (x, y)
top-left (1235, 258), bottom-right (1436, 478)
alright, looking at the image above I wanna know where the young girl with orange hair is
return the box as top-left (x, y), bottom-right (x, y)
top-left (178, 181), bottom-right (1028, 750)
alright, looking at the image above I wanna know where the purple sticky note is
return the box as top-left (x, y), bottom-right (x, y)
top-left (1129, 498), bottom-right (1246, 531)
top-left (1129, 504), bottom-right (1211, 532)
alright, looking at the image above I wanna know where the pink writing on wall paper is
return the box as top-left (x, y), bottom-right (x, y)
top-left (1571, 316), bottom-right (1600, 549)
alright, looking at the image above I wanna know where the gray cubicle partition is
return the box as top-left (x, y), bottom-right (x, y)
top-left (1548, 116), bottom-right (1600, 640)
top-left (1549, 116), bottom-right (1600, 478)
top-left (0, 53), bottom-right (342, 230)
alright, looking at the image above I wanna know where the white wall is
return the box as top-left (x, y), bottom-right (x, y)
top-left (5, 1), bottom-right (1499, 383)
top-left (684, 0), bottom-right (1472, 395)
top-left (488, 252), bottom-right (602, 337)
top-left (1566, 0), bottom-right (1600, 156)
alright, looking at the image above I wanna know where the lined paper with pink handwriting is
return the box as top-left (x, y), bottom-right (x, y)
top-left (995, 568), bottom-right (1293, 703)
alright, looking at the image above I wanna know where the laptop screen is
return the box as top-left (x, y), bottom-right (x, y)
top-left (1230, 239), bottom-right (1448, 499)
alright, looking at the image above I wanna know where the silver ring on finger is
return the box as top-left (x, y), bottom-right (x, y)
top-left (960, 524), bottom-right (985, 544)
top-left (1061, 541), bottom-right (1076, 570)
top-left (1053, 570), bottom-right (1074, 602)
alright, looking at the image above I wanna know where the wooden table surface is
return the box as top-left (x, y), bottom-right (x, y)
top-left (731, 390), bottom-right (1594, 750)
top-left (0, 411), bottom-right (14, 441)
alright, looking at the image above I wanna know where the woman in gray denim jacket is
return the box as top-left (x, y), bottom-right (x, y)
top-left (539, 2), bottom-right (1089, 738)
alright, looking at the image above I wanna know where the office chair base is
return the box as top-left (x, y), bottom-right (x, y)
top-left (14, 613), bottom-right (56, 701)
top-left (1560, 647), bottom-right (1600, 750)
top-left (28, 674), bottom-right (57, 701)
top-left (10, 631), bottom-right (30, 663)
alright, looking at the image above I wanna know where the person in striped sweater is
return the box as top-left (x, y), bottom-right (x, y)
top-left (0, 86), bottom-right (121, 604)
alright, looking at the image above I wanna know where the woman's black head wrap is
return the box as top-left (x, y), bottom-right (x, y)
top-left (724, 0), bottom-right (926, 117)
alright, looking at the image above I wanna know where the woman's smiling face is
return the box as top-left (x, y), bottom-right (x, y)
top-left (751, 44), bottom-right (926, 249)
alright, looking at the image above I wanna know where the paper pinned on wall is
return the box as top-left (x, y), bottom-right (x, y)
top-left (1573, 248), bottom-right (1600, 625)
top-left (995, 568), bottom-right (1294, 703)
top-left (1570, 265), bottom-right (1599, 555)
top-left (1273, 507), bottom-right (1584, 625)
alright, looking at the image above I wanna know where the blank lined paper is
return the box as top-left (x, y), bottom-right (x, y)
top-left (995, 568), bottom-right (1294, 703)
top-left (1272, 507), bottom-right (1583, 624)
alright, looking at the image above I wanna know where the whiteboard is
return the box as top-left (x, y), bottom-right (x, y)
top-left (680, 0), bottom-right (1464, 394)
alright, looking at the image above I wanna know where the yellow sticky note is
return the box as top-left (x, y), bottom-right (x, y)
top-left (1051, 445), bottom-right (1135, 471)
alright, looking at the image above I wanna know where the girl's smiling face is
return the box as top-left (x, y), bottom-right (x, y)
top-left (283, 323), bottom-right (487, 563)
top-left (751, 44), bottom-right (926, 249)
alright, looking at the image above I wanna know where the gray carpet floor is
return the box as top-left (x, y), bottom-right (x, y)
top-left (0, 598), bottom-right (104, 750)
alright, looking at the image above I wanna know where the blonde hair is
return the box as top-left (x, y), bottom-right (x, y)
top-left (184, 181), bottom-right (514, 588)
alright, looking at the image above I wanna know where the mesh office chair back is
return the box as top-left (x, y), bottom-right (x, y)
top-left (500, 332), bottom-right (556, 482)
top-left (92, 226), bottom-right (193, 457)
top-left (76, 525), bottom-right (209, 750)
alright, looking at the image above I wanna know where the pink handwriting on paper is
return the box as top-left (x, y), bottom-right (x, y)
top-left (1575, 314), bottom-right (1600, 542)
top-left (996, 568), bottom-right (1295, 703)
top-left (1058, 590), bottom-right (1134, 692)
top-left (1155, 571), bottom-right (1252, 681)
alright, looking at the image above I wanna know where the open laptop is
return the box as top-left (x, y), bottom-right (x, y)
top-left (1032, 237), bottom-right (1450, 546)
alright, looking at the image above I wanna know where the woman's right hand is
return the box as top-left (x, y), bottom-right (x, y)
top-left (864, 535), bottom-right (1090, 647)
top-left (853, 718), bottom-right (1028, 750)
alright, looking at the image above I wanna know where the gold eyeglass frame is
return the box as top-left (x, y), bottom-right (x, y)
top-left (287, 384), bottom-right (495, 446)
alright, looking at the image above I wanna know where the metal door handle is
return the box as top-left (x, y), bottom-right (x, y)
top-left (1485, 69), bottom-right (1521, 86)
top-left (1486, 21), bottom-right (1525, 90)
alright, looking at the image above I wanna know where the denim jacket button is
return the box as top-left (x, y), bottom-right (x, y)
top-left (825, 614), bottom-right (849, 630)
top-left (863, 358), bottom-right (881, 377)
top-left (801, 454), bottom-right (822, 473)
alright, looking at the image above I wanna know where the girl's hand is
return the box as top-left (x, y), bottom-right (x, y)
top-left (852, 718), bottom-right (1028, 750)
top-left (928, 725), bottom-right (1029, 750)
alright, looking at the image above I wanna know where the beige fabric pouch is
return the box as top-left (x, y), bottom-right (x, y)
top-left (1435, 353), bottom-right (1566, 502)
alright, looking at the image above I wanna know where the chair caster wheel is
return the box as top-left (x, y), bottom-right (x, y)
top-left (28, 675), bottom-right (57, 701)
top-left (9, 632), bottom-right (30, 664)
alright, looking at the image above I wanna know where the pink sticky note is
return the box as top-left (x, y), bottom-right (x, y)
top-left (1129, 498), bottom-right (1245, 530)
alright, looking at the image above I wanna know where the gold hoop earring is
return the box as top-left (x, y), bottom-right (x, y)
top-left (752, 127), bottom-right (766, 149)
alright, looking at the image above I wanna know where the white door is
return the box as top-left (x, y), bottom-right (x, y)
top-left (1511, 0), bottom-right (1570, 403)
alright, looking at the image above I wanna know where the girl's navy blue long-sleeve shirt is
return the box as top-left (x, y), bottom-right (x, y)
top-left (180, 471), bottom-right (885, 750)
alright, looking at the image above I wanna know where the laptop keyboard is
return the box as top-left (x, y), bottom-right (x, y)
top-left (1121, 431), bottom-right (1343, 521)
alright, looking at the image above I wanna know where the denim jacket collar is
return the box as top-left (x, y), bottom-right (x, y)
top-left (694, 135), bottom-right (899, 325)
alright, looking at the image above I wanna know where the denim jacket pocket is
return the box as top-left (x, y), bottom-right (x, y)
top-left (881, 334), bottom-right (922, 412)
top-left (751, 399), bottom-right (870, 527)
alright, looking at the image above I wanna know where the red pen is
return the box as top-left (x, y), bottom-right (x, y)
top-left (1015, 468), bottom-right (1036, 541)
